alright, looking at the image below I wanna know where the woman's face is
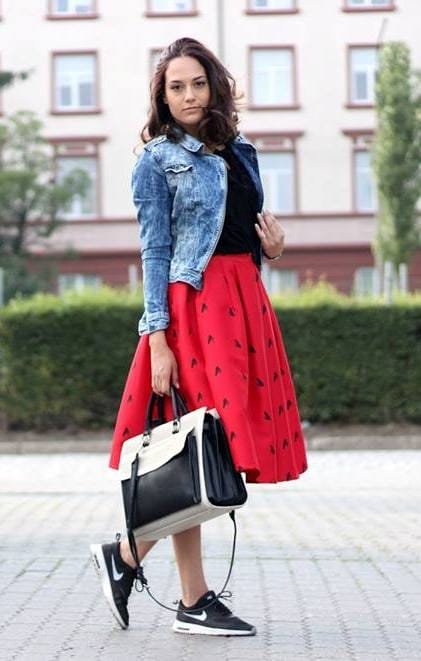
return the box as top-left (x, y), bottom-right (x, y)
top-left (163, 56), bottom-right (211, 138)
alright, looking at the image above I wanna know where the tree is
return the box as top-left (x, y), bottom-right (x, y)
top-left (0, 111), bottom-right (90, 303)
top-left (0, 70), bottom-right (30, 91)
top-left (372, 42), bottom-right (421, 298)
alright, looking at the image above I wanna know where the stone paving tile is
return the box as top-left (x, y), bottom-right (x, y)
top-left (0, 451), bottom-right (420, 660)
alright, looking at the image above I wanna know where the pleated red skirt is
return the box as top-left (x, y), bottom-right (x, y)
top-left (109, 252), bottom-right (308, 483)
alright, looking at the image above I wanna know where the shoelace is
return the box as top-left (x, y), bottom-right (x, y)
top-left (180, 590), bottom-right (233, 612)
top-left (113, 532), bottom-right (159, 595)
top-left (209, 593), bottom-right (233, 616)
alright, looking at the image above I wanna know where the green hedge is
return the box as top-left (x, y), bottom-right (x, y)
top-left (0, 284), bottom-right (420, 430)
top-left (0, 288), bottom-right (140, 430)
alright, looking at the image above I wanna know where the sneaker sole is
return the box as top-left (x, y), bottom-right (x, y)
top-left (172, 620), bottom-right (257, 636)
top-left (89, 544), bottom-right (128, 630)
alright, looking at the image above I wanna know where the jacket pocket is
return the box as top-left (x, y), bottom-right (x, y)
top-left (164, 163), bottom-right (193, 174)
top-left (164, 163), bottom-right (194, 196)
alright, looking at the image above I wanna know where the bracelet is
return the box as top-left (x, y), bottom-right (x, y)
top-left (263, 250), bottom-right (284, 261)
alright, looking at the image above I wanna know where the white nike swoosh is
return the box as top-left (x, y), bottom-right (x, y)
top-left (111, 554), bottom-right (124, 581)
top-left (186, 610), bottom-right (207, 622)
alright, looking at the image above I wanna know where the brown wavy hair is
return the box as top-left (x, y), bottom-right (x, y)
top-left (139, 37), bottom-right (244, 148)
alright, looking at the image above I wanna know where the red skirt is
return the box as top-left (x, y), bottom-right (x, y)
top-left (109, 253), bottom-right (308, 484)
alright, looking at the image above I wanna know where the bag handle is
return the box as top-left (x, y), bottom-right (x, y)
top-left (143, 386), bottom-right (189, 435)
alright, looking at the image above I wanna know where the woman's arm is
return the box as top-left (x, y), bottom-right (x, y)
top-left (132, 147), bottom-right (180, 395)
top-left (131, 147), bottom-right (173, 335)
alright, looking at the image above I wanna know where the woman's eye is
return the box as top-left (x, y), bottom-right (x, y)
top-left (170, 81), bottom-right (206, 91)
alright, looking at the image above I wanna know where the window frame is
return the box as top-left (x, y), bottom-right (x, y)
top-left (48, 136), bottom-right (106, 220)
top-left (342, 0), bottom-right (396, 12)
top-left (248, 45), bottom-right (299, 110)
top-left (346, 44), bottom-right (380, 108)
top-left (51, 50), bottom-right (101, 115)
top-left (245, 132), bottom-right (303, 215)
top-left (46, 0), bottom-right (99, 20)
top-left (58, 273), bottom-right (102, 294)
top-left (245, 0), bottom-right (299, 15)
top-left (353, 266), bottom-right (379, 297)
top-left (262, 264), bottom-right (300, 294)
top-left (343, 129), bottom-right (377, 214)
top-left (149, 48), bottom-right (164, 77)
top-left (145, 0), bottom-right (198, 17)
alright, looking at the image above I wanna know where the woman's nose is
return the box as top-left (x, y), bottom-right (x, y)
top-left (184, 86), bottom-right (196, 101)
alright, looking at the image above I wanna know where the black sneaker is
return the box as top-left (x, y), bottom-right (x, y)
top-left (90, 540), bottom-right (136, 629)
top-left (172, 590), bottom-right (256, 636)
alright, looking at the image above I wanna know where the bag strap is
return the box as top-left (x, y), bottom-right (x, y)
top-left (144, 387), bottom-right (189, 435)
top-left (126, 453), bottom-right (238, 614)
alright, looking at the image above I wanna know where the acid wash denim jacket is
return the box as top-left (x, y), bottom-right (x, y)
top-left (131, 129), bottom-right (264, 336)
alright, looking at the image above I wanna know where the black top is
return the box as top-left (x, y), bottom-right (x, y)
top-left (213, 142), bottom-right (261, 260)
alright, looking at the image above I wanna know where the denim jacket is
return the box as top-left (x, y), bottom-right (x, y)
top-left (131, 128), bottom-right (264, 335)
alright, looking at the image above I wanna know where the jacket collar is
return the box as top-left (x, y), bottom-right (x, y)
top-left (177, 130), bottom-right (204, 153)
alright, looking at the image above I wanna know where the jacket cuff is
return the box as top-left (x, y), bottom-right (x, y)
top-left (138, 311), bottom-right (170, 336)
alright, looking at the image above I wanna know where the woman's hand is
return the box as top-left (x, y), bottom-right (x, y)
top-left (254, 209), bottom-right (285, 259)
top-left (149, 331), bottom-right (179, 396)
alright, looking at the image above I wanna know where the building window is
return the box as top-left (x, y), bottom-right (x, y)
top-left (355, 150), bottom-right (377, 211)
top-left (150, 48), bottom-right (163, 76)
top-left (344, 131), bottom-right (377, 212)
top-left (353, 267), bottom-right (379, 297)
top-left (58, 273), bottom-right (102, 294)
top-left (248, 133), bottom-right (301, 214)
top-left (52, 52), bottom-right (98, 113)
top-left (57, 156), bottom-right (98, 218)
top-left (262, 266), bottom-right (299, 294)
top-left (51, 142), bottom-right (101, 218)
top-left (250, 47), bottom-right (296, 108)
top-left (345, 0), bottom-right (394, 9)
top-left (147, 0), bottom-right (195, 13)
top-left (248, 0), bottom-right (297, 11)
top-left (49, 138), bottom-right (105, 218)
top-left (349, 46), bottom-right (379, 106)
top-left (260, 152), bottom-right (296, 213)
top-left (49, 0), bottom-right (96, 15)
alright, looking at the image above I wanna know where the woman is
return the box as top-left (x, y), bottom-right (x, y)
top-left (90, 37), bottom-right (308, 637)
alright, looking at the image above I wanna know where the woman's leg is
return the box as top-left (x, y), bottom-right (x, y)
top-left (119, 538), bottom-right (157, 568)
top-left (172, 525), bottom-right (208, 607)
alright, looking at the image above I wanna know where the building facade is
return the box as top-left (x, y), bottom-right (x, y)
top-left (1, 0), bottom-right (420, 295)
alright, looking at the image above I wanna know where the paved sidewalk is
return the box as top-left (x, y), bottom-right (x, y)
top-left (0, 450), bottom-right (420, 660)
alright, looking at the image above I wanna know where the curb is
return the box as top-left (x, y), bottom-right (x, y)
top-left (0, 423), bottom-right (420, 453)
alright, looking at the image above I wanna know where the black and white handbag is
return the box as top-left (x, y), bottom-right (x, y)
top-left (118, 386), bottom-right (248, 611)
top-left (119, 386), bottom-right (247, 541)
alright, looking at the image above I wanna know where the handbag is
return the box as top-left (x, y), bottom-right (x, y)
top-left (119, 386), bottom-right (247, 540)
top-left (118, 385), bottom-right (248, 612)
